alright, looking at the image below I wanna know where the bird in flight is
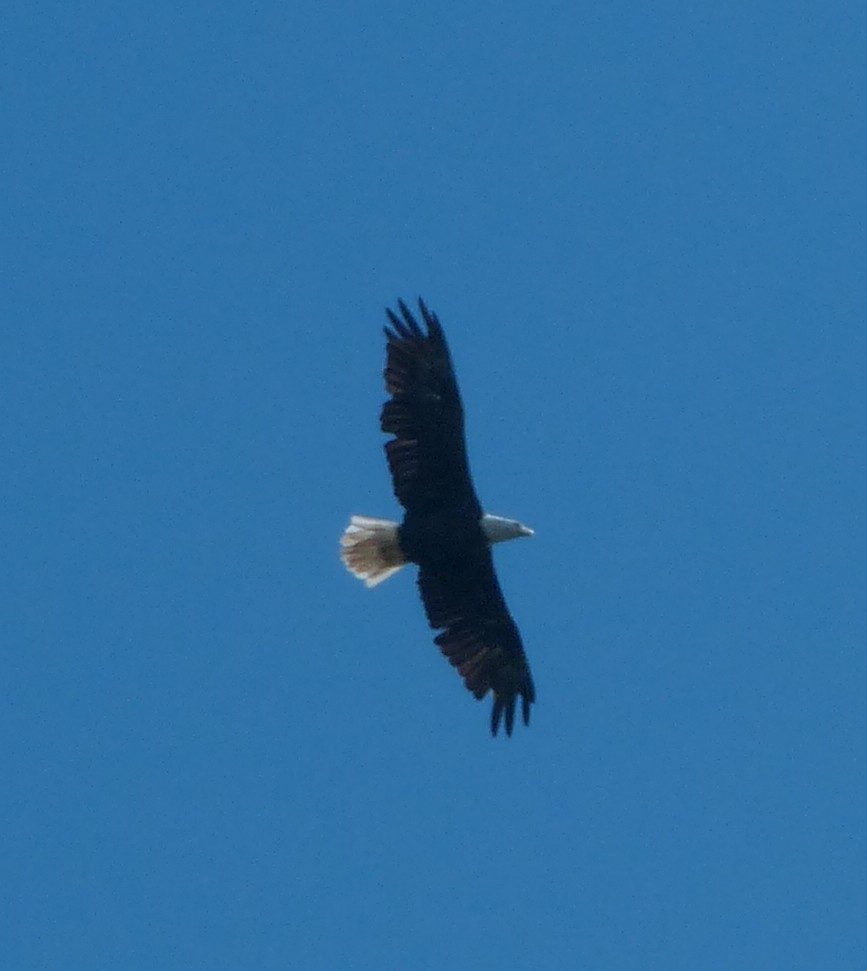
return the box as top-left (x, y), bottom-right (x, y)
top-left (340, 299), bottom-right (535, 736)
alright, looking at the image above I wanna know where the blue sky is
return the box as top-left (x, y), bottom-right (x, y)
top-left (3, 2), bottom-right (866, 968)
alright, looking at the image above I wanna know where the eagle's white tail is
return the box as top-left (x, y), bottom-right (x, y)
top-left (340, 515), bottom-right (407, 587)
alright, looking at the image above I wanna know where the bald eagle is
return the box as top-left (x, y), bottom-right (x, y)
top-left (340, 298), bottom-right (535, 736)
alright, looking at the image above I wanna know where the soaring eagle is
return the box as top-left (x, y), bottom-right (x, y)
top-left (340, 298), bottom-right (535, 736)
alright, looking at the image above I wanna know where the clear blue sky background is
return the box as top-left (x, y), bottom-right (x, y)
top-left (3, 3), bottom-right (866, 969)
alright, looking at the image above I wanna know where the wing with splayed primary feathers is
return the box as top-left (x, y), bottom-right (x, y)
top-left (380, 299), bottom-right (481, 518)
top-left (418, 552), bottom-right (535, 736)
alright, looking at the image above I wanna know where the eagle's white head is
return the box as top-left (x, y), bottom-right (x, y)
top-left (480, 513), bottom-right (534, 546)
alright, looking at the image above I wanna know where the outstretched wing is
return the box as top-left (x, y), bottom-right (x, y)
top-left (380, 299), bottom-right (482, 518)
top-left (418, 552), bottom-right (535, 736)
